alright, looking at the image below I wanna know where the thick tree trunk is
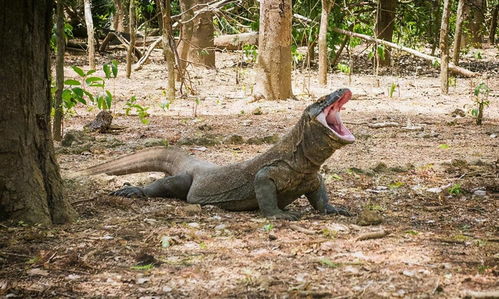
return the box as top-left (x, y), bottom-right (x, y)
top-left (189, 0), bottom-right (215, 68)
top-left (452, 0), bottom-right (465, 66)
top-left (83, 0), bottom-right (96, 69)
top-left (254, 0), bottom-right (293, 100)
top-left (53, 0), bottom-right (65, 141)
top-left (318, 0), bottom-right (333, 86)
top-left (113, 0), bottom-right (125, 32)
top-left (468, 0), bottom-right (485, 47)
top-left (159, 0), bottom-right (176, 101)
top-left (490, 4), bottom-right (498, 44)
top-left (439, 0), bottom-right (451, 94)
top-left (375, 0), bottom-right (397, 66)
top-left (0, 0), bottom-right (76, 224)
top-left (178, 0), bottom-right (194, 78)
top-left (126, 0), bottom-right (136, 78)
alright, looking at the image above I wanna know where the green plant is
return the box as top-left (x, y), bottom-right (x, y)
top-left (131, 264), bottom-right (154, 270)
top-left (50, 22), bottom-right (73, 51)
top-left (447, 183), bottom-right (462, 195)
top-left (388, 82), bottom-right (397, 98)
top-left (471, 82), bottom-right (491, 125)
top-left (337, 63), bottom-right (351, 75)
top-left (125, 96), bottom-right (150, 124)
top-left (263, 223), bottom-right (274, 232)
top-left (242, 44), bottom-right (257, 63)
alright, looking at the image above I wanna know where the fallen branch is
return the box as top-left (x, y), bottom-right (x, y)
top-left (463, 290), bottom-right (499, 298)
top-left (332, 27), bottom-right (477, 77)
top-left (133, 37), bottom-right (162, 71)
top-left (214, 32), bottom-right (258, 50)
top-left (356, 229), bottom-right (389, 241)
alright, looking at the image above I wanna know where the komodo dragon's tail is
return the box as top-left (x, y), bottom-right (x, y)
top-left (83, 147), bottom-right (194, 176)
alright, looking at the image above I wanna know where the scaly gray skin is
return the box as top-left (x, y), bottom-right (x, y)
top-left (85, 88), bottom-right (356, 220)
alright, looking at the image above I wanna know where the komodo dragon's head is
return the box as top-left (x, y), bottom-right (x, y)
top-left (304, 88), bottom-right (355, 144)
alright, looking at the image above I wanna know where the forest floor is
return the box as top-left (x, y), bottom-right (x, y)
top-left (1, 45), bottom-right (498, 298)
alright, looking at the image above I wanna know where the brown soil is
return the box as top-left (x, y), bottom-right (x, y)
top-left (1, 46), bottom-right (498, 298)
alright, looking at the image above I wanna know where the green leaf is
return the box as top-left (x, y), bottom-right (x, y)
top-left (105, 90), bottom-right (113, 109)
top-left (263, 224), bottom-right (274, 232)
top-left (71, 65), bottom-right (85, 77)
top-left (82, 90), bottom-right (94, 102)
top-left (86, 69), bottom-right (97, 76)
top-left (111, 60), bottom-right (118, 78)
top-left (318, 258), bottom-right (340, 268)
top-left (131, 264), bottom-right (154, 270)
top-left (438, 144), bottom-right (450, 149)
top-left (72, 87), bottom-right (84, 98)
top-left (103, 63), bottom-right (111, 79)
top-left (85, 76), bottom-right (104, 84)
top-left (64, 79), bottom-right (81, 86)
top-left (62, 89), bottom-right (73, 101)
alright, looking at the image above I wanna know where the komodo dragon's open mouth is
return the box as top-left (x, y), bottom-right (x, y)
top-left (316, 89), bottom-right (355, 143)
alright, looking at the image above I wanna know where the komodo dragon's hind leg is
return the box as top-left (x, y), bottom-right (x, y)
top-left (110, 173), bottom-right (193, 200)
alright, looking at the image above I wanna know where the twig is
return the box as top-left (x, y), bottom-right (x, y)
top-left (356, 229), bottom-right (389, 241)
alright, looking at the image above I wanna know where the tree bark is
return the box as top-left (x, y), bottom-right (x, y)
top-left (439, 0), bottom-right (452, 94)
top-left (214, 32), bottom-right (259, 50)
top-left (318, 0), bottom-right (333, 86)
top-left (375, 0), bottom-right (397, 66)
top-left (53, 0), bottom-right (65, 141)
top-left (126, 0), bottom-right (136, 78)
top-left (178, 0), bottom-right (194, 78)
top-left (254, 0), bottom-right (293, 100)
top-left (490, 4), bottom-right (498, 44)
top-left (332, 27), bottom-right (476, 77)
top-left (468, 0), bottom-right (485, 47)
top-left (83, 0), bottom-right (96, 69)
top-left (452, 0), bottom-right (465, 66)
top-left (0, 0), bottom-right (76, 224)
top-left (113, 0), bottom-right (125, 32)
top-left (430, 0), bottom-right (441, 56)
top-left (189, 0), bottom-right (216, 68)
top-left (159, 0), bottom-right (176, 101)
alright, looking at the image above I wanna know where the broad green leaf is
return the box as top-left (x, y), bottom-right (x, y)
top-left (111, 60), bottom-right (118, 77)
top-left (71, 66), bottom-right (85, 77)
top-left (62, 89), bottom-right (72, 101)
top-left (438, 144), bottom-right (450, 149)
top-left (82, 90), bottom-right (94, 102)
top-left (103, 63), bottom-right (111, 79)
top-left (86, 69), bottom-right (96, 76)
top-left (64, 79), bottom-right (80, 86)
top-left (72, 87), bottom-right (84, 98)
top-left (105, 90), bottom-right (113, 109)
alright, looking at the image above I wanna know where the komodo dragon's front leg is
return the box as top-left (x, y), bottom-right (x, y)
top-left (305, 174), bottom-right (351, 216)
top-left (254, 167), bottom-right (302, 220)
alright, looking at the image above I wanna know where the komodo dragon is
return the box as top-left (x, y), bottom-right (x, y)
top-left (85, 88), bottom-right (356, 220)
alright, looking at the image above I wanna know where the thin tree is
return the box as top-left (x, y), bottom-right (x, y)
top-left (254, 0), bottom-right (293, 100)
top-left (490, 3), bottom-right (498, 44)
top-left (0, 0), bottom-right (76, 224)
top-left (375, 0), bottom-right (397, 66)
top-left (452, 0), bottom-right (465, 65)
top-left (439, 0), bottom-right (452, 94)
top-left (53, 0), bottom-right (66, 141)
top-left (113, 0), bottom-right (125, 32)
top-left (158, 0), bottom-right (176, 101)
top-left (126, 0), bottom-right (136, 78)
top-left (178, 0), bottom-right (194, 81)
top-left (83, 0), bottom-right (96, 69)
top-left (318, 0), bottom-right (333, 86)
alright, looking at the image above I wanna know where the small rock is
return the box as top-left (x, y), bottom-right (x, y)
top-left (357, 209), bottom-right (383, 226)
top-left (161, 236), bottom-right (173, 248)
top-left (450, 108), bottom-right (466, 118)
top-left (242, 120), bottom-right (252, 126)
top-left (344, 265), bottom-right (360, 274)
top-left (188, 222), bottom-right (200, 228)
top-left (143, 218), bottom-right (158, 225)
top-left (268, 234), bottom-right (277, 241)
top-left (85, 110), bottom-right (113, 133)
top-left (179, 204), bottom-right (202, 215)
top-left (223, 134), bottom-right (244, 145)
top-left (402, 270), bottom-right (415, 277)
top-left (66, 274), bottom-right (81, 280)
top-left (252, 107), bottom-right (263, 115)
top-left (136, 277), bottom-right (150, 284)
top-left (474, 190), bottom-right (486, 196)
top-left (162, 286), bottom-right (173, 293)
top-left (490, 133), bottom-right (497, 138)
top-left (27, 268), bottom-right (49, 276)
top-left (214, 224), bottom-right (226, 231)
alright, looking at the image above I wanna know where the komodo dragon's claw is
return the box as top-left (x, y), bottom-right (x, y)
top-left (110, 186), bottom-right (146, 198)
top-left (325, 205), bottom-right (352, 217)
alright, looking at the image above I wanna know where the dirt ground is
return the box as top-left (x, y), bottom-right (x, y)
top-left (1, 45), bottom-right (498, 298)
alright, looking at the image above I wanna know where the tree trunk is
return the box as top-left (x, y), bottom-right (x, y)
top-left (126, 0), bottom-right (136, 78)
top-left (452, 0), bottom-right (465, 66)
top-left (0, 0), bottom-right (76, 225)
top-left (189, 0), bottom-right (215, 68)
top-left (113, 0), bottom-right (125, 32)
top-left (468, 0), bottom-right (485, 47)
top-left (254, 0), bottom-right (293, 100)
top-left (159, 0), bottom-right (176, 101)
top-left (318, 0), bottom-right (333, 86)
top-left (178, 0), bottom-right (194, 78)
top-left (490, 4), bottom-right (498, 44)
top-left (439, 0), bottom-right (451, 94)
top-left (430, 0), bottom-right (441, 56)
top-left (83, 0), bottom-right (96, 69)
top-left (375, 0), bottom-right (397, 66)
top-left (53, 0), bottom-right (65, 141)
